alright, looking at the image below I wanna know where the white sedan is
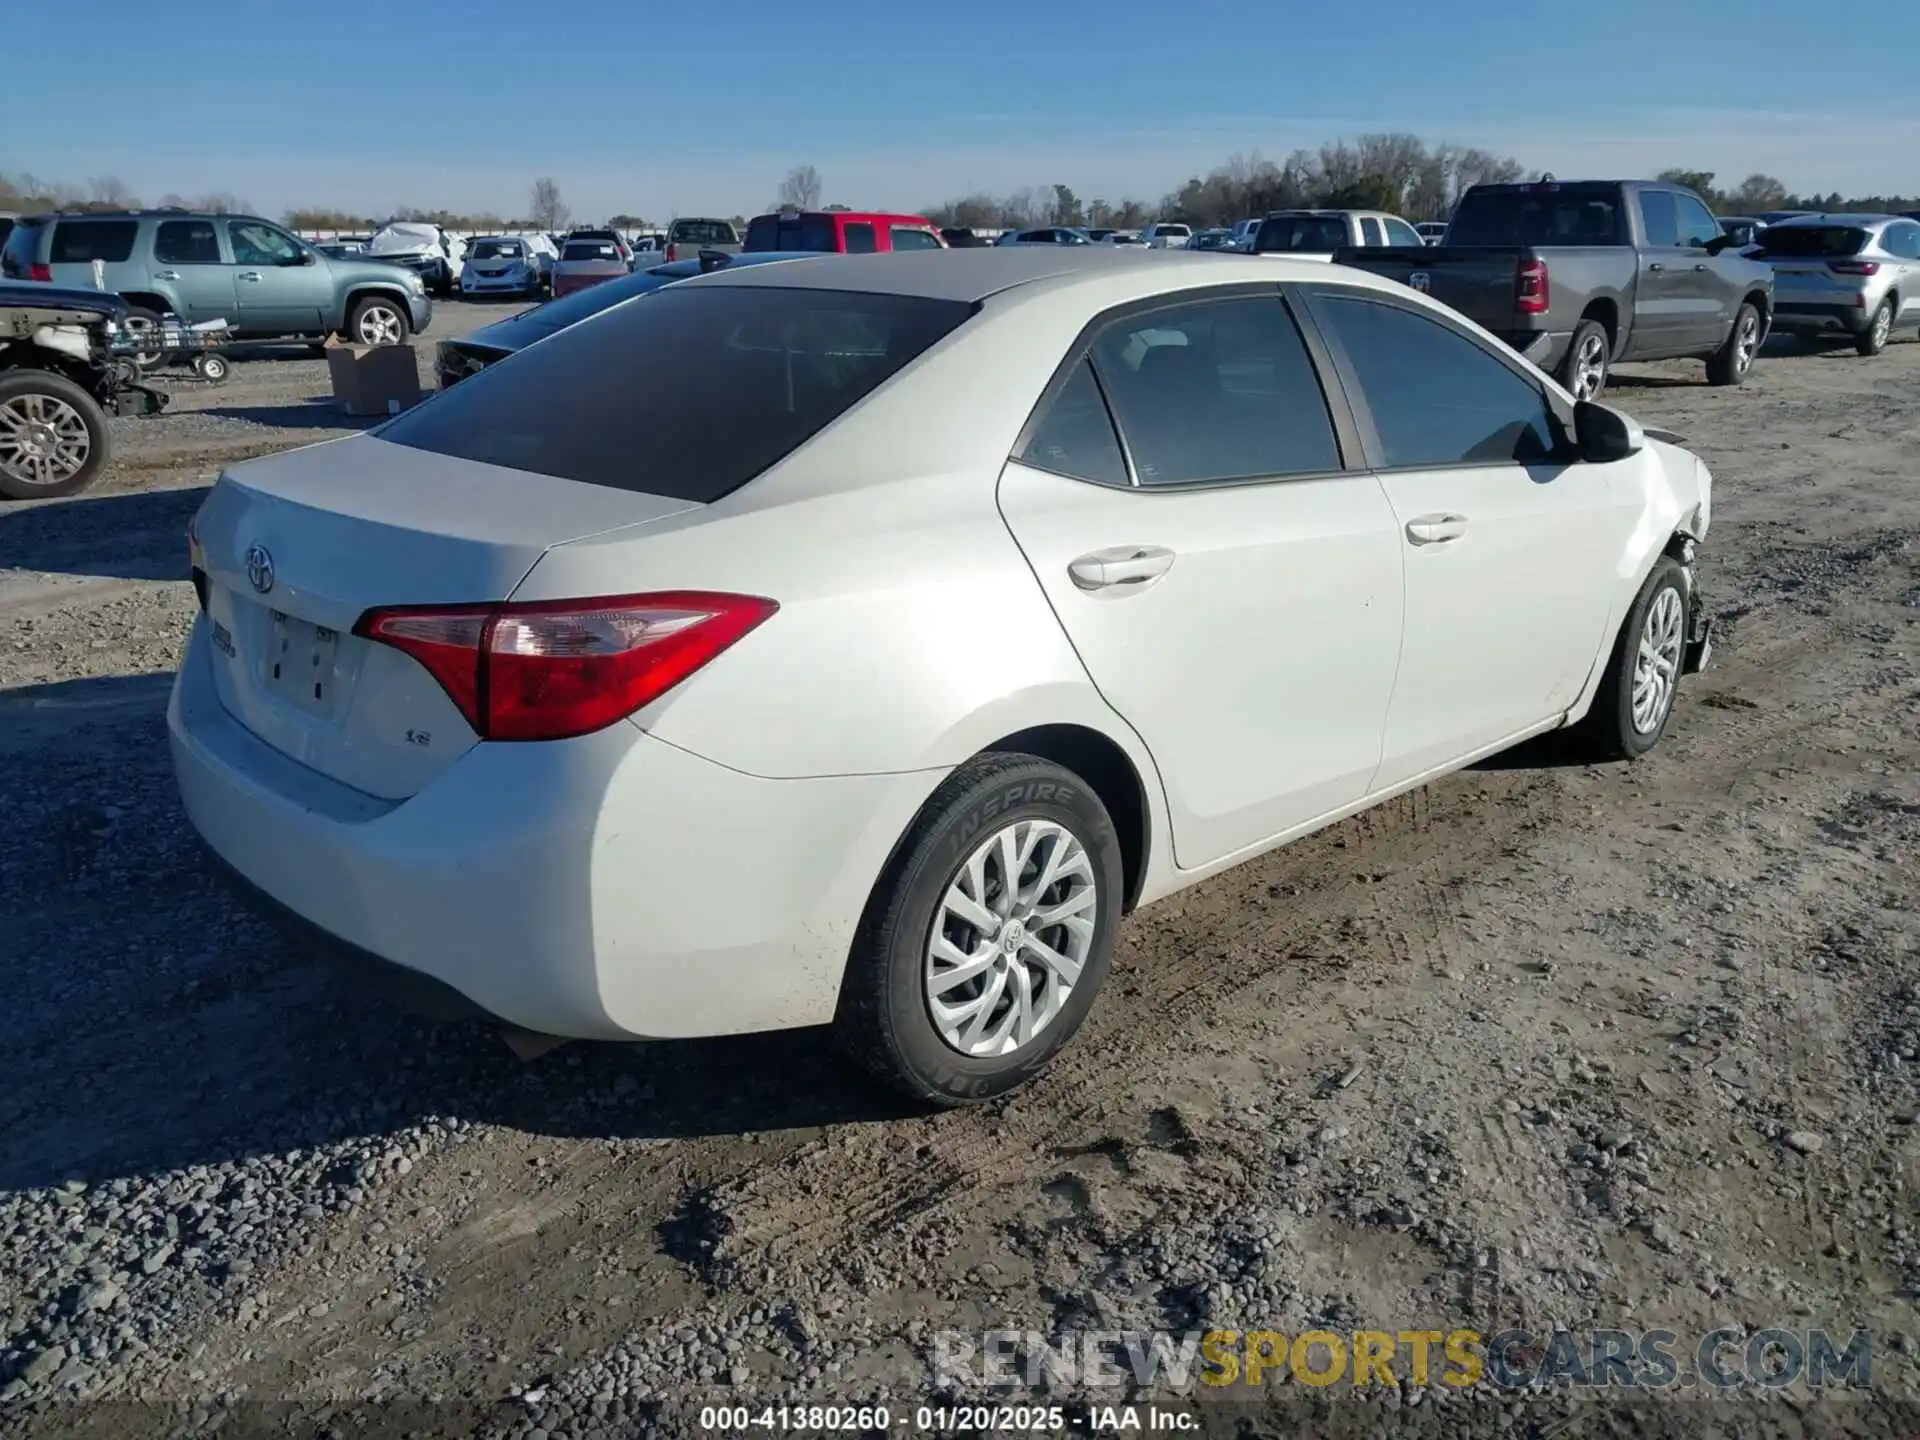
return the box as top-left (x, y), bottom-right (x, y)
top-left (170, 248), bottom-right (1714, 1104)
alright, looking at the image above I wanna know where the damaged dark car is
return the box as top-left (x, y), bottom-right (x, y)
top-left (0, 283), bottom-right (166, 499)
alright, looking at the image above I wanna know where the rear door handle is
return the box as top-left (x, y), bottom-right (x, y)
top-left (238, 271), bottom-right (262, 283)
top-left (155, 270), bottom-right (182, 281)
top-left (1646, 263), bottom-right (1666, 273)
top-left (1406, 513), bottom-right (1468, 545)
top-left (1068, 545), bottom-right (1176, 591)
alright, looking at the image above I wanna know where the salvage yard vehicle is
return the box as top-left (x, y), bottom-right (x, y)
top-left (169, 248), bottom-right (1714, 1105)
top-left (0, 210), bottom-right (432, 351)
top-left (435, 250), bottom-right (818, 388)
top-left (743, 211), bottom-right (945, 254)
top-left (458, 235), bottom-right (555, 298)
top-left (1252, 208), bottom-right (1426, 258)
top-left (1751, 213), bottom-right (1920, 356)
top-left (364, 221), bottom-right (465, 297)
top-left (0, 284), bottom-right (167, 499)
top-left (663, 218), bottom-right (741, 262)
top-left (1336, 179), bottom-right (1775, 400)
top-left (1141, 222), bottom-right (1192, 249)
top-left (550, 237), bottom-right (631, 297)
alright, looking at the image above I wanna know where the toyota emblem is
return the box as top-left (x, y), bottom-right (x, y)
top-left (1408, 271), bottom-right (1431, 294)
top-left (245, 543), bottom-right (275, 595)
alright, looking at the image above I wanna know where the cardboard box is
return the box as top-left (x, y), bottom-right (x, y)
top-left (326, 342), bottom-right (422, 417)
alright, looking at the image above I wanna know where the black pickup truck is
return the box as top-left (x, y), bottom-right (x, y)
top-left (1334, 179), bottom-right (1774, 398)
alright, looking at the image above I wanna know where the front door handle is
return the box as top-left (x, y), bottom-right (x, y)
top-left (1068, 545), bottom-right (1176, 592)
top-left (154, 270), bottom-right (182, 281)
top-left (1646, 262), bottom-right (1666, 273)
top-left (1693, 263), bottom-right (1709, 272)
top-left (238, 271), bottom-right (263, 283)
top-left (1406, 513), bottom-right (1468, 545)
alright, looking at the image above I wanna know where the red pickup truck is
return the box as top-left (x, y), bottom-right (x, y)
top-left (742, 210), bottom-right (946, 255)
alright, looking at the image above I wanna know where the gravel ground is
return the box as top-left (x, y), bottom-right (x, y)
top-left (1, 308), bottom-right (1917, 1437)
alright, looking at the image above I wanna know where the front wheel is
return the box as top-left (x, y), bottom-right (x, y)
top-left (1577, 555), bottom-right (1690, 761)
top-left (833, 754), bottom-right (1124, 1106)
top-left (0, 370), bottom-right (112, 500)
top-left (1855, 299), bottom-right (1893, 357)
top-left (348, 295), bottom-right (411, 347)
top-left (1706, 302), bottom-right (1761, 386)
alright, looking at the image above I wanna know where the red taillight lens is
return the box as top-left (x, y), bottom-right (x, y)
top-left (354, 592), bottom-right (778, 743)
top-left (1828, 260), bottom-right (1880, 276)
top-left (664, 243), bottom-right (678, 261)
top-left (1516, 257), bottom-right (1549, 315)
top-left (28, 263), bottom-right (53, 282)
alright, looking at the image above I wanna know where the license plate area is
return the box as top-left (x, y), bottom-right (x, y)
top-left (261, 609), bottom-right (344, 718)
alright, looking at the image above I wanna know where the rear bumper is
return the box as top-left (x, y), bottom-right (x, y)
top-left (167, 618), bottom-right (945, 1041)
top-left (1772, 302), bottom-right (1869, 335)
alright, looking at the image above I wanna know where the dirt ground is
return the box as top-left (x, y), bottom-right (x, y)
top-left (0, 303), bottom-right (1915, 1438)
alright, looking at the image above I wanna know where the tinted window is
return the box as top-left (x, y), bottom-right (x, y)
top-left (1383, 217), bottom-right (1422, 247)
top-left (1019, 359), bottom-right (1127, 485)
top-left (1253, 215), bottom-right (1348, 252)
top-left (1758, 225), bottom-right (1869, 258)
top-left (746, 216), bottom-right (836, 252)
top-left (843, 222), bottom-right (877, 254)
top-left (0, 221), bottom-right (33, 278)
top-left (1673, 194), bottom-right (1720, 248)
top-left (154, 220), bottom-right (221, 265)
top-left (1637, 191), bottom-right (1680, 248)
top-left (1360, 218), bottom-right (1384, 246)
top-left (671, 220), bottom-right (737, 245)
top-left (1884, 224), bottom-right (1920, 260)
top-left (1314, 295), bottom-right (1557, 468)
top-left (229, 221), bottom-right (302, 266)
top-left (1448, 186), bottom-right (1624, 246)
top-left (562, 242), bottom-right (621, 261)
top-left (890, 227), bottom-right (941, 251)
top-left (380, 287), bottom-right (974, 500)
top-left (50, 219), bottom-right (138, 264)
top-left (1090, 298), bottom-right (1340, 485)
top-left (469, 239), bottom-right (524, 260)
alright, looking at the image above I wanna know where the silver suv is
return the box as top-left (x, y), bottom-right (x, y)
top-left (1754, 213), bottom-right (1920, 356)
top-left (0, 210), bottom-right (432, 349)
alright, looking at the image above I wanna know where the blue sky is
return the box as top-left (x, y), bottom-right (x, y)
top-left (5, 0), bottom-right (1916, 220)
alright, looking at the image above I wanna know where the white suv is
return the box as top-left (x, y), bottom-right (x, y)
top-left (1142, 222), bottom-right (1192, 250)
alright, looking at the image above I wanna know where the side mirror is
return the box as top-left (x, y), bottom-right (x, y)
top-left (1703, 232), bottom-right (1734, 255)
top-left (1574, 399), bottom-right (1644, 462)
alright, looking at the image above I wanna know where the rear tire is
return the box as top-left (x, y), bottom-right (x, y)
top-left (0, 369), bottom-right (112, 501)
top-left (1577, 555), bottom-right (1690, 761)
top-left (118, 304), bottom-right (166, 372)
top-left (1855, 299), bottom-right (1893, 356)
top-left (1706, 302), bottom-right (1761, 386)
top-left (833, 754), bottom-right (1124, 1106)
top-left (1557, 319), bottom-right (1611, 400)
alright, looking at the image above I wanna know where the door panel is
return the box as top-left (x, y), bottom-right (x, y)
top-left (227, 220), bottom-right (329, 333)
top-left (150, 219), bottom-right (237, 325)
top-left (1630, 190), bottom-right (1690, 358)
top-left (1670, 193), bottom-right (1733, 351)
top-left (999, 461), bottom-right (1403, 867)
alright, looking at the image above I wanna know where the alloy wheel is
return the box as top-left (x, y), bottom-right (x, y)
top-left (0, 392), bottom-right (92, 489)
top-left (924, 818), bottom-right (1098, 1057)
top-left (1871, 303), bottom-right (1892, 350)
top-left (1570, 331), bottom-right (1608, 399)
top-left (1631, 587), bottom-right (1685, 735)
top-left (1735, 311), bottom-right (1760, 374)
top-left (356, 305), bottom-right (404, 346)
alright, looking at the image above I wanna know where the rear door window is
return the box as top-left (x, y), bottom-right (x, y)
top-left (1637, 192), bottom-right (1681, 248)
top-left (889, 227), bottom-right (941, 251)
top-left (50, 219), bottom-right (139, 264)
top-left (378, 286), bottom-right (975, 501)
top-left (1360, 217), bottom-right (1384, 246)
top-left (843, 222), bottom-right (877, 254)
top-left (1383, 217), bottom-right (1422, 247)
top-left (1018, 359), bottom-right (1128, 486)
top-left (155, 220), bottom-right (222, 265)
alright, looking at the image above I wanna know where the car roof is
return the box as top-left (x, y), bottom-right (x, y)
top-left (752, 210), bottom-right (933, 223)
top-left (1770, 213), bottom-right (1898, 227)
top-left (683, 245), bottom-right (1403, 305)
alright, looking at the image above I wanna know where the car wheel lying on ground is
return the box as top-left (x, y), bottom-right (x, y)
top-left (168, 248), bottom-right (1715, 1104)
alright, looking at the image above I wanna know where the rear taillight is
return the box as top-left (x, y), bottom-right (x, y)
top-left (664, 243), bottom-right (678, 261)
top-left (1516, 257), bottom-right (1549, 315)
top-left (1828, 260), bottom-right (1880, 276)
top-left (354, 592), bottom-right (778, 742)
top-left (28, 263), bottom-right (52, 282)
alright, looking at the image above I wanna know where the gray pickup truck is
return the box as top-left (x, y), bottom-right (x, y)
top-left (1333, 180), bottom-right (1774, 398)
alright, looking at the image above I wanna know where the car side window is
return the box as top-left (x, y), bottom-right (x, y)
top-left (843, 222), bottom-right (877, 254)
top-left (154, 220), bottom-right (221, 266)
top-left (1637, 191), bottom-right (1680, 248)
top-left (1087, 297), bottom-right (1341, 485)
top-left (229, 221), bottom-right (302, 266)
top-left (1312, 294), bottom-right (1558, 468)
top-left (1018, 359), bottom-right (1129, 486)
top-left (1383, 217), bottom-right (1421, 247)
top-left (49, 220), bottom-right (139, 264)
top-left (1360, 217), bottom-right (1384, 246)
top-left (1673, 194), bottom-right (1720, 249)
top-left (889, 227), bottom-right (940, 251)
top-left (1886, 224), bottom-right (1920, 260)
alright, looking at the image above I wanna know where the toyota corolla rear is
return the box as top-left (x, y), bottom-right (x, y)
top-left (169, 277), bottom-right (985, 1041)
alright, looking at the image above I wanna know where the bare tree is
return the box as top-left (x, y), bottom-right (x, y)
top-left (87, 175), bottom-right (139, 208)
top-left (529, 177), bottom-right (570, 232)
top-left (776, 165), bottom-right (823, 211)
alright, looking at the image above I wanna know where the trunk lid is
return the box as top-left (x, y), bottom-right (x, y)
top-left (192, 434), bottom-right (700, 798)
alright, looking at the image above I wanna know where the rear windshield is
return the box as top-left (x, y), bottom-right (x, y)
top-left (50, 219), bottom-right (140, 264)
top-left (1447, 187), bottom-right (1624, 246)
top-left (469, 240), bottom-right (524, 260)
top-left (671, 219), bottom-right (738, 245)
top-left (562, 242), bottom-right (621, 262)
top-left (379, 286), bottom-right (975, 501)
top-left (1756, 225), bottom-right (1868, 258)
top-left (1253, 216), bottom-right (1348, 252)
top-left (745, 216), bottom-right (836, 252)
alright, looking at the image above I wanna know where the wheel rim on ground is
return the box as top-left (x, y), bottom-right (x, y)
top-left (0, 392), bottom-right (92, 489)
top-left (1631, 587), bottom-right (1685, 734)
top-left (1570, 331), bottom-right (1608, 399)
top-left (924, 818), bottom-right (1098, 1057)
top-left (356, 306), bottom-right (403, 345)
